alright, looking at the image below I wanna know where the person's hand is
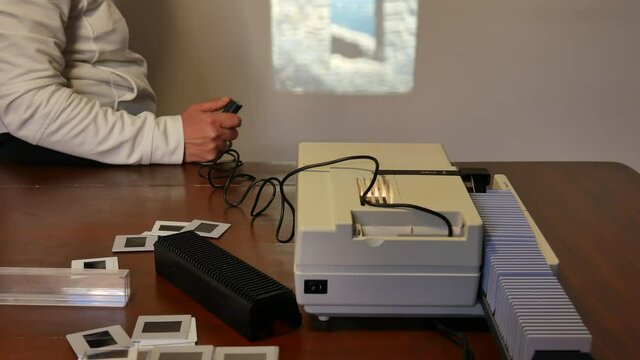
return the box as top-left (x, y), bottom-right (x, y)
top-left (181, 97), bottom-right (242, 163)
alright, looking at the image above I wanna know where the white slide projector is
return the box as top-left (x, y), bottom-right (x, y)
top-left (294, 142), bottom-right (486, 320)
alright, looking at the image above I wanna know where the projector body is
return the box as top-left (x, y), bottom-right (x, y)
top-left (294, 143), bottom-right (484, 319)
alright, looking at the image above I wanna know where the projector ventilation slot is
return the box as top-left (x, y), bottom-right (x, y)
top-left (357, 176), bottom-right (391, 205)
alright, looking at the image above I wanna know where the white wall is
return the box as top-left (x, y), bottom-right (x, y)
top-left (118, 0), bottom-right (640, 170)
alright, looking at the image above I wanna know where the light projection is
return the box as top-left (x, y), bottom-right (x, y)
top-left (271, 0), bottom-right (418, 94)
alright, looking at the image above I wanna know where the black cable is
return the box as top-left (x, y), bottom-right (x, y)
top-left (199, 150), bottom-right (453, 242)
top-left (431, 320), bottom-right (474, 360)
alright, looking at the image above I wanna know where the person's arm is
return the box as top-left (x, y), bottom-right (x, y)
top-left (0, 0), bottom-right (185, 164)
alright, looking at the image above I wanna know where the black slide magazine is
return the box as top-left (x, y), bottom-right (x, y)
top-left (154, 231), bottom-right (302, 341)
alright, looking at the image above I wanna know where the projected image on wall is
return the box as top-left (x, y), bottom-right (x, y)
top-left (272, 0), bottom-right (418, 94)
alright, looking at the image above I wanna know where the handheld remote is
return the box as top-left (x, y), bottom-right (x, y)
top-left (222, 99), bottom-right (243, 114)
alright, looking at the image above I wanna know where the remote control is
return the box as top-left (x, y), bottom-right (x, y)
top-left (222, 99), bottom-right (243, 114)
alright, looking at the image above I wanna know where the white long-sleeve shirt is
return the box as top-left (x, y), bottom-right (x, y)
top-left (0, 0), bottom-right (184, 164)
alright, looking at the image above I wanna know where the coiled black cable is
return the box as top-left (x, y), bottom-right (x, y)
top-left (199, 149), bottom-right (453, 243)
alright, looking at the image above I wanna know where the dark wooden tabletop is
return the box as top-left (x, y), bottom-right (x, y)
top-left (0, 161), bottom-right (637, 360)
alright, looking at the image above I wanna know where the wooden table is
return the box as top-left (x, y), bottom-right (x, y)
top-left (0, 162), bottom-right (637, 360)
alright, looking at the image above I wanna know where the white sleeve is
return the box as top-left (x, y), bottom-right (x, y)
top-left (0, 0), bottom-right (184, 164)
